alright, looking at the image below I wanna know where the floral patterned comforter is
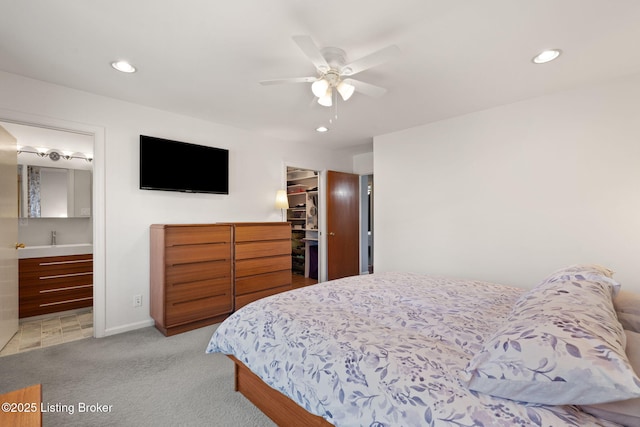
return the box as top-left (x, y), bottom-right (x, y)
top-left (206, 272), bottom-right (619, 427)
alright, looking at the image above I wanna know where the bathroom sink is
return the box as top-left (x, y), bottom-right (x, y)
top-left (18, 243), bottom-right (93, 259)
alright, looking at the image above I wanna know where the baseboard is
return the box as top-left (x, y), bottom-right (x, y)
top-left (103, 319), bottom-right (155, 337)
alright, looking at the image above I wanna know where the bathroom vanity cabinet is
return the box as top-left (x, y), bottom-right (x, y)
top-left (19, 254), bottom-right (93, 318)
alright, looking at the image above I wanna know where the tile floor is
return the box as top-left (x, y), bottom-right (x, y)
top-left (0, 309), bottom-right (93, 357)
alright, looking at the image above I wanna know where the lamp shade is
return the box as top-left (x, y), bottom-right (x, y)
top-left (275, 190), bottom-right (289, 209)
top-left (337, 81), bottom-right (355, 101)
top-left (317, 89), bottom-right (333, 107)
top-left (311, 78), bottom-right (330, 98)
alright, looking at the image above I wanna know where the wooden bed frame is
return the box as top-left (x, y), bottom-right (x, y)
top-left (228, 355), bottom-right (332, 427)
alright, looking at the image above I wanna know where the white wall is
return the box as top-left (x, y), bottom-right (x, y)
top-left (0, 71), bottom-right (353, 335)
top-left (353, 152), bottom-right (373, 175)
top-left (374, 73), bottom-right (640, 293)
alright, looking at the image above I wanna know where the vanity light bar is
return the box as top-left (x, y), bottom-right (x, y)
top-left (17, 146), bottom-right (93, 162)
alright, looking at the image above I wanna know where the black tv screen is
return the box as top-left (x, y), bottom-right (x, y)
top-left (139, 135), bottom-right (229, 194)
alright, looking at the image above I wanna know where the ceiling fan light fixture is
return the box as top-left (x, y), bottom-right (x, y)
top-left (311, 78), bottom-right (330, 97)
top-left (337, 81), bottom-right (355, 101)
top-left (317, 89), bottom-right (333, 107)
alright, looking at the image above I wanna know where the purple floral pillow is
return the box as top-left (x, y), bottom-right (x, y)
top-left (463, 267), bottom-right (640, 405)
top-left (581, 330), bottom-right (640, 426)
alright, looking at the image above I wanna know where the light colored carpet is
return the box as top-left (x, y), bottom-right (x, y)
top-left (0, 324), bottom-right (276, 427)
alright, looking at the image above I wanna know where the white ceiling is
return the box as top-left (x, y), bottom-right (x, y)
top-left (1, 0), bottom-right (640, 149)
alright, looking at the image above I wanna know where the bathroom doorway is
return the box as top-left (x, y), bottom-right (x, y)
top-left (0, 114), bottom-right (105, 352)
top-left (0, 121), bottom-right (94, 355)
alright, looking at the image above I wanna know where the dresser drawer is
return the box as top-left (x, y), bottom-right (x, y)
top-left (235, 270), bottom-right (291, 296)
top-left (165, 243), bottom-right (231, 265)
top-left (166, 276), bottom-right (231, 303)
top-left (235, 240), bottom-right (290, 260)
top-left (165, 278), bottom-right (232, 325)
top-left (166, 260), bottom-right (231, 285)
top-left (234, 224), bottom-right (290, 242)
top-left (235, 255), bottom-right (291, 278)
top-left (235, 284), bottom-right (292, 310)
top-left (165, 225), bottom-right (231, 246)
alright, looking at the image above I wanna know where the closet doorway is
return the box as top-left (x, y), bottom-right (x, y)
top-left (286, 166), bottom-right (320, 288)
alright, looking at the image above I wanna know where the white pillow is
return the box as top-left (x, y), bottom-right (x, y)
top-left (463, 267), bottom-right (640, 405)
top-left (581, 330), bottom-right (640, 426)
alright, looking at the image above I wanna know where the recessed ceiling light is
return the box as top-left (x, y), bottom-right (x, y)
top-left (532, 49), bottom-right (561, 64)
top-left (316, 126), bottom-right (329, 133)
top-left (111, 60), bottom-right (136, 73)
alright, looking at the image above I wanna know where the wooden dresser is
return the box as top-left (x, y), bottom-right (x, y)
top-left (19, 254), bottom-right (93, 318)
top-left (233, 222), bottom-right (292, 309)
top-left (150, 224), bottom-right (233, 336)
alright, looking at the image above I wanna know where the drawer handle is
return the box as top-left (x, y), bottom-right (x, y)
top-left (40, 284), bottom-right (93, 293)
top-left (172, 293), bottom-right (227, 305)
top-left (40, 272), bottom-right (92, 280)
top-left (39, 259), bottom-right (93, 266)
top-left (40, 296), bottom-right (93, 307)
top-left (171, 277), bottom-right (230, 286)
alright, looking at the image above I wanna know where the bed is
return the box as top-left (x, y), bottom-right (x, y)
top-left (206, 267), bottom-right (640, 426)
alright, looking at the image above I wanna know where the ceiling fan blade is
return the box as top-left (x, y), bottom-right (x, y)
top-left (343, 79), bottom-right (387, 98)
top-left (292, 35), bottom-right (330, 72)
top-left (341, 45), bottom-right (400, 76)
top-left (259, 76), bottom-right (317, 85)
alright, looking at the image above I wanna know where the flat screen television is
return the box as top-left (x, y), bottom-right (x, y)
top-left (139, 135), bottom-right (229, 194)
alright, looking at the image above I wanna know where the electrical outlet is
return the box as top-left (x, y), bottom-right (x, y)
top-left (133, 295), bottom-right (142, 307)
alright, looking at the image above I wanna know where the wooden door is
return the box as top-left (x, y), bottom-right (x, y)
top-left (327, 170), bottom-right (359, 280)
top-left (0, 125), bottom-right (18, 349)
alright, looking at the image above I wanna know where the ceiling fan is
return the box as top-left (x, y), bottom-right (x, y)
top-left (260, 35), bottom-right (400, 107)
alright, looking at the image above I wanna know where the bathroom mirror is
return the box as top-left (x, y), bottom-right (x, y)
top-left (18, 165), bottom-right (92, 218)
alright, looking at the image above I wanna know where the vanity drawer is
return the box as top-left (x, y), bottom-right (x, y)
top-left (21, 285), bottom-right (93, 318)
top-left (19, 255), bottom-right (92, 279)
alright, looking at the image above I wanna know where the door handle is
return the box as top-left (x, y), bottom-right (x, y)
top-left (329, 232), bottom-right (335, 236)
top-left (15, 243), bottom-right (25, 249)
